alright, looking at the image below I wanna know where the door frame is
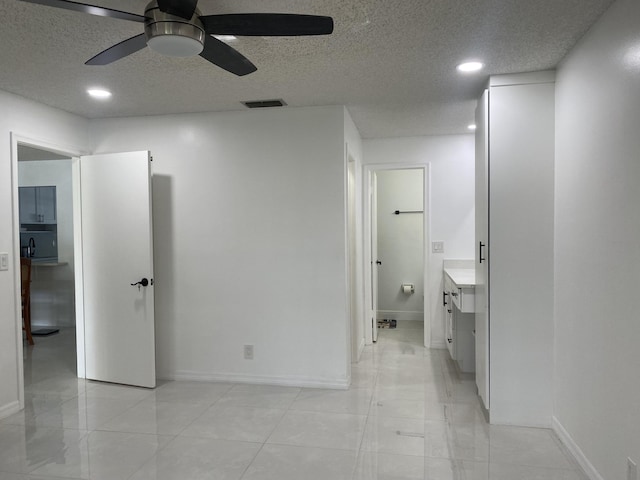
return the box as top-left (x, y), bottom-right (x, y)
top-left (362, 163), bottom-right (432, 347)
top-left (346, 153), bottom-right (359, 362)
top-left (370, 171), bottom-right (379, 344)
top-left (10, 132), bottom-right (87, 409)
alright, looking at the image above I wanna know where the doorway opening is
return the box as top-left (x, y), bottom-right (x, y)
top-left (11, 135), bottom-right (86, 407)
top-left (363, 164), bottom-right (431, 348)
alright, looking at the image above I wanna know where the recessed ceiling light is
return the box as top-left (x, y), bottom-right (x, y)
top-left (468, 124), bottom-right (477, 131)
top-left (623, 44), bottom-right (640, 70)
top-left (457, 61), bottom-right (484, 73)
top-left (87, 88), bottom-right (112, 99)
top-left (213, 35), bottom-right (237, 42)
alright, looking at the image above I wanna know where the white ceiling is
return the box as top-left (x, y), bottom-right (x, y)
top-left (0, 0), bottom-right (615, 138)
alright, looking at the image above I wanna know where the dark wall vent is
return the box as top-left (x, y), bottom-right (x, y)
top-left (242, 99), bottom-right (287, 109)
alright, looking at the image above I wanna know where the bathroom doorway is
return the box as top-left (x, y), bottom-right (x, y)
top-left (364, 164), bottom-right (431, 348)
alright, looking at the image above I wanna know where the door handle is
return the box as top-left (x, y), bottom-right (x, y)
top-left (479, 242), bottom-right (486, 263)
top-left (376, 260), bottom-right (382, 265)
top-left (443, 291), bottom-right (449, 306)
top-left (131, 278), bottom-right (150, 287)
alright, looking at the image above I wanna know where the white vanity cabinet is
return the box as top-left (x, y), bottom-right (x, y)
top-left (443, 267), bottom-right (476, 373)
top-left (443, 273), bottom-right (455, 358)
top-left (475, 72), bottom-right (555, 423)
top-left (450, 284), bottom-right (475, 313)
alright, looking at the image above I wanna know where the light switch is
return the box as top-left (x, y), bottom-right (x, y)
top-left (0, 253), bottom-right (8, 271)
top-left (432, 242), bottom-right (444, 254)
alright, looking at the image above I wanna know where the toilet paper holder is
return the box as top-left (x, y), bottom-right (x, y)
top-left (401, 283), bottom-right (415, 294)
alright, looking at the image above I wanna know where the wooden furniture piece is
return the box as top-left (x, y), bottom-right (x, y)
top-left (21, 257), bottom-right (34, 345)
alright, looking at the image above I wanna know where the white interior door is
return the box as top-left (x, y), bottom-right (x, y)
top-left (371, 172), bottom-right (379, 342)
top-left (80, 151), bottom-right (155, 388)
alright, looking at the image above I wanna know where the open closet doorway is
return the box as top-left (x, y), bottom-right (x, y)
top-left (364, 165), bottom-right (431, 348)
top-left (13, 139), bottom-right (83, 398)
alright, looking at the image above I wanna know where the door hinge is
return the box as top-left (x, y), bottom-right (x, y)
top-left (150, 156), bottom-right (153, 162)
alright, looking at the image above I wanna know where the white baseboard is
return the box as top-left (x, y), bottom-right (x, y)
top-left (157, 371), bottom-right (350, 390)
top-left (552, 416), bottom-right (604, 480)
top-left (377, 310), bottom-right (424, 321)
top-left (0, 401), bottom-right (20, 420)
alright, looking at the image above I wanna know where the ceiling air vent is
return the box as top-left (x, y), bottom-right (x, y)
top-left (242, 99), bottom-right (287, 109)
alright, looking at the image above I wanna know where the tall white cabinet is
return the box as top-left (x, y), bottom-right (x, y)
top-left (475, 72), bottom-right (556, 426)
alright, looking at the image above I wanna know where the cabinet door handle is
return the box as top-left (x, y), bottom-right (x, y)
top-left (443, 291), bottom-right (448, 306)
top-left (479, 242), bottom-right (486, 263)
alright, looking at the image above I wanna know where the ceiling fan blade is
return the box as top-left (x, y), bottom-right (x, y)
top-left (201, 13), bottom-right (334, 36)
top-left (85, 33), bottom-right (147, 65)
top-left (19, 0), bottom-right (144, 22)
top-left (199, 36), bottom-right (256, 76)
top-left (156, 0), bottom-right (198, 20)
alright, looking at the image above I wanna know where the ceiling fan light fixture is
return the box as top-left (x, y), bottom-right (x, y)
top-left (23, 0), bottom-right (334, 75)
top-left (144, 1), bottom-right (205, 57)
top-left (147, 34), bottom-right (203, 57)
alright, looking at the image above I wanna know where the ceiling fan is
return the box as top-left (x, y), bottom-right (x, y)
top-left (19, 0), bottom-right (334, 76)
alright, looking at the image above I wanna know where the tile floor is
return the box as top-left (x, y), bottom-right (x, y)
top-left (0, 324), bottom-right (588, 479)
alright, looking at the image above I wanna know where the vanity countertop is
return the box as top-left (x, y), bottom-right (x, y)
top-left (444, 268), bottom-right (477, 288)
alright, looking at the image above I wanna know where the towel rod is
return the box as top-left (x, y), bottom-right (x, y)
top-left (393, 210), bottom-right (423, 215)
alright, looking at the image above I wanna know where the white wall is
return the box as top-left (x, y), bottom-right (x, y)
top-left (18, 160), bottom-right (75, 327)
top-left (88, 106), bottom-right (351, 387)
top-left (363, 135), bottom-right (475, 347)
top-left (0, 90), bottom-right (88, 418)
top-left (376, 169), bottom-right (424, 320)
top-left (554, 0), bottom-right (640, 478)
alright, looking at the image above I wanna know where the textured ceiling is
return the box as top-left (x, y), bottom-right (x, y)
top-left (0, 0), bottom-right (615, 138)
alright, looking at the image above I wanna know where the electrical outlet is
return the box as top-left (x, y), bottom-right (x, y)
top-left (0, 253), bottom-right (8, 271)
top-left (243, 345), bottom-right (254, 360)
top-left (628, 458), bottom-right (637, 480)
top-left (432, 242), bottom-right (444, 254)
